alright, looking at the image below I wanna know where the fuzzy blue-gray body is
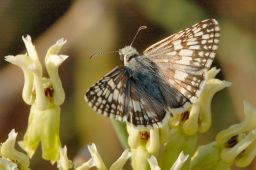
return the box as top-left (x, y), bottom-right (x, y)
top-left (126, 55), bottom-right (165, 105)
top-left (120, 46), bottom-right (186, 111)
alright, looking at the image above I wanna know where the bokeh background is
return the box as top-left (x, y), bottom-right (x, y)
top-left (0, 0), bottom-right (256, 169)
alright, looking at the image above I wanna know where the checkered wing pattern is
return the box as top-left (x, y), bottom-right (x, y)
top-left (144, 19), bottom-right (220, 109)
top-left (128, 81), bottom-right (167, 128)
top-left (85, 66), bottom-right (167, 128)
top-left (85, 67), bottom-right (129, 120)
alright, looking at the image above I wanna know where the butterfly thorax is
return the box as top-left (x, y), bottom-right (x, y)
top-left (119, 46), bottom-right (157, 73)
top-left (119, 46), bottom-right (139, 66)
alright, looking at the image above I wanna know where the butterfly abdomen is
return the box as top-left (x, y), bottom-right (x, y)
top-left (127, 56), bottom-right (166, 103)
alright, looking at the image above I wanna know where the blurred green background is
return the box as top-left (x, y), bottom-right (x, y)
top-left (0, 0), bottom-right (256, 169)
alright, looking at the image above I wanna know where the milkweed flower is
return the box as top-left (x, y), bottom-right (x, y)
top-left (147, 156), bottom-right (161, 170)
top-left (190, 142), bottom-right (231, 170)
top-left (190, 101), bottom-right (256, 170)
top-left (147, 152), bottom-right (188, 170)
top-left (75, 143), bottom-right (131, 170)
top-left (170, 67), bottom-right (232, 135)
top-left (5, 35), bottom-right (68, 163)
top-left (170, 152), bottom-right (189, 170)
top-left (57, 146), bottom-right (73, 170)
top-left (0, 129), bottom-right (30, 170)
top-left (0, 159), bottom-right (17, 170)
top-left (216, 101), bottom-right (256, 167)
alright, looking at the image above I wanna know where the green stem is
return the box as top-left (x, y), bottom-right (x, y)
top-left (110, 120), bottom-right (129, 148)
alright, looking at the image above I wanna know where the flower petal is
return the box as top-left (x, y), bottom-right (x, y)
top-left (170, 151), bottom-right (188, 170)
top-left (45, 54), bottom-right (68, 105)
top-left (87, 143), bottom-right (107, 170)
top-left (182, 67), bottom-right (231, 135)
top-left (1, 129), bottom-right (30, 170)
top-left (147, 156), bottom-right (161, 170)
top-left (146, 129), bottom-right (160, 154)
top-left (22, 35), bottom-right (42, 76)
top-left (216, 101), bottom-right (256, 146)
top-left (131, 146), bottom-right (150, 170)
top-left (75, 159), bottom-right (94, 170)
top-left (109, 149), bottom-right (131, 170)
top-left (127, 124), bottom-right (140, 148)
top-left (41, 106), bottom-right (61, 163)
top-left (45, 38), bottom-right (67, 62)
top-left (5, 54), bottom-right (35, 105)
top-left (0, 159), bottom-right (18, 170)
top-left (57, 146), bottom-right (72, 170)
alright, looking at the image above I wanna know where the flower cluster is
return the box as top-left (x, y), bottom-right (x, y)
top-left (5, 35), bottom-right (68, 163)
top-left (2, 36), bottom-right (256, 170)
top-left (124, 67), bottom-right (231, 170)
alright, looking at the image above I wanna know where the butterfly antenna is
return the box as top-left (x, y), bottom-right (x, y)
top-left (90, 51), bottom-right (118, 59)
top-left (130, 25), bottom-right (147, 46)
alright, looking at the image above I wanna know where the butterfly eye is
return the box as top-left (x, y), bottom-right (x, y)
top-left (126, 54), bottom-right (137, 62)
top-left (120, 55), bottom-right (124, 61)
top-left (119, 50), bottom-right (125, 61)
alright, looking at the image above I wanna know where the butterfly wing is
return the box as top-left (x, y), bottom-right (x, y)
top-left (85, 66), bottom-right (167, 128)
top-left (143, 19), bottom-right (220, 112)
top-left (85, 66), bottom-right (129, 121)
top-left (127, 79), bottom-right (167, 128)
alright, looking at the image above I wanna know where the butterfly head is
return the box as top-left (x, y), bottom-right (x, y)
top-left (119, 46), bottom-right (139, 64)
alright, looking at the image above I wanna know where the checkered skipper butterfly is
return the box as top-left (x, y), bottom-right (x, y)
top-left (85, 19), bottom-right (220, 129)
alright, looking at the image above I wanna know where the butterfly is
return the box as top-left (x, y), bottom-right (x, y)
top-left (85, 19), bottom-right (220, 129)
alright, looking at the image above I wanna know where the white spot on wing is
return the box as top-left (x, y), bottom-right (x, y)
top-left (215, 33), bottom-right (220, 37)
top-left (202, 23), bottom-right (208, 28)
top-left (166, 51), bottom-right (177, 56)
top-left (97, 91), bottom-right (102, 96)
top-left (108, 93), bottom-right (113, 102)
top-left (214, 39), bottom-right (219, 43)
top-left (113, 89), bottom-right (118, 100)
top-left (201, 40), bottom-right (207, 44)
top-left (176, 58), bottom-right (192, 65)
top-left (97, 97), bottom-right (102, 103)
top-left (108, 79), bottom-right (115, 88)
top-left (189, 45), bottom-right (200, 50)
top-left (209, 52), bottom-right (215, 58)
top-left (194, 31), bottom-right (203, 37)
top-left (118, 93), bottom-right (124, 104)
top-left (117, 82), bottom-right (122, 88)
top-left (174, 70), bottom-right (188, 81)
top-left (133, 100), bottom-right (141, 112)
top-left (212, 45), bottom-right (218, 50)
top-left (187, 41), bottom-right (198, 46)
top-left (179, 49), bottom-right (193, 56)
top-left (174, 43), bottom-right (183, 50)
top-left (192, 27), bottom-right (201, 33)
top-left (173, 40), bottom-right (182, 50)
top-left (202, 34), bottom-right (210, 39)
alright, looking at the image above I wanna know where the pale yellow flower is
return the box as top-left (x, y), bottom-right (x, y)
top-left (170, 67), bottom-right (231, 135)
top-left (125, 67), bottom-right (230, 170)
top-left (5, 35), bottom-right (68, 163)
top-left (191, 101), bottom-right (256, 169)
top-left (76, 143), bottom-right (131, 170)
top-left (0, 129), bottom-right (30, 170)
top-left (0, 159), bottom-right (18, 170)
top-left (216, 101), bottom-right (256, 167)
top-left (147, 152), bottom-right (188, 170)
top-left (57, 146), bottom-right (73, 170)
